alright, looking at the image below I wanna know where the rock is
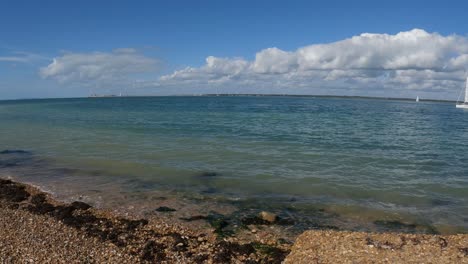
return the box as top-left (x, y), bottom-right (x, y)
top-left (198, 171), bottom-right (220, 178)
top-left (180, 215), bottom-right (207, 221)
top-left (258, 211), bottom-right (277, 223)
top-left (0, 149), bottom-right (31, 155)
top-left (155, 206), bottom-right (176, 212)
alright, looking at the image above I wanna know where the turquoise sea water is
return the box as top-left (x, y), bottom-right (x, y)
top-left (1, 96), bottom-right (467, 233)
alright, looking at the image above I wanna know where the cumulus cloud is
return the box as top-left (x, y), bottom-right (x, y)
top-left (40, 49), bottom-right (158, 86)
top-left (159, 29), bottom-right (468, 99)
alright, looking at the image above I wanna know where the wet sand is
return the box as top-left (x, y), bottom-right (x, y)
top-left (1, 178), bottom-right (467, 263)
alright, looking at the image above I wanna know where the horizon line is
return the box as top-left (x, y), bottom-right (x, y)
top-left (0, 93), bottom-right (457, 103)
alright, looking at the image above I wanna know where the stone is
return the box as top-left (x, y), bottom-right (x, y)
top-left (258, 211), bottom-right (277, 223)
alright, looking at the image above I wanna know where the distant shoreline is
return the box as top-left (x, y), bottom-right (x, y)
top-left (0, 94), bottom-right (458, 103)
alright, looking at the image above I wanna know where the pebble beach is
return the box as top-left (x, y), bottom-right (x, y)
top-left (1, 178), bottom-right (467, 263)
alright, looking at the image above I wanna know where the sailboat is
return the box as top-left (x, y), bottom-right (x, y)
top-left (456, 77), bottom-right (468, 109)
top-left (416, 96), bottom-right (419, 102)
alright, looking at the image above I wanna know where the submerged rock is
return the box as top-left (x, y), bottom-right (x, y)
top-left (241, 216), bottom-right (271, 225)
top-left (155, 206), bottom-right (176, 212)
top-left (241, 211), bottom-right (295, 226)
top-left (0, 149), bottom-right (31, 155)
top-left (259, 211), bottom-right (277, 223)
top-left (180, 215), bottom-right (208, 221)
top-left (197, 171), bottom-right (220, 178)
top-left (200, 187), bottom-right (218, 194)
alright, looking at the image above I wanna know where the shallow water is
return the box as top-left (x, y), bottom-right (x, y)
top-left (1, 96), bottom-right (467, 234)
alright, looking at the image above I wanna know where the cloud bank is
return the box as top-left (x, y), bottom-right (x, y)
top-left (159, 29), bottom-right (468, 98)
top-left (40, 48), bottom-right (158, 87)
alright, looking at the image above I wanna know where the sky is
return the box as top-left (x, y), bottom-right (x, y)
top-left (1, 0), bottom-right (468, 100)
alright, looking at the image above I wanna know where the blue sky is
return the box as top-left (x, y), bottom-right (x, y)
top-left (1, 0), bottom-right (468, 99)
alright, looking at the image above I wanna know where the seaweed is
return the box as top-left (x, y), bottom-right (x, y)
top-left (0, 179), bottom-right (30, 203)
top-left (141, 240), bottom-right (167, 261)
top-left (213, 241), bottom-right (255, 263)
top-left (251, 242), bottom-right (290, 263)
top-left (208, 214), bottom-right (231, 237)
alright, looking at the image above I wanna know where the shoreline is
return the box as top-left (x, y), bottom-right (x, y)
top-left (0, 177), bottom-right (291, 263)
top-left (1, 177), bottom-right (467, 263)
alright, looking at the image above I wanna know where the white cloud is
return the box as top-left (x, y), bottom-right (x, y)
top-left (40, 49), bottom-right (158, 87)
top-left (0, 51), bottom-right (48, 63)
top-left (159, 29), bottom-right (468, 99)
top-left (0, 56), bottom-right (28, 63)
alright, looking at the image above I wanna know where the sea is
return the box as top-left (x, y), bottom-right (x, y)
top-left (0, 96), bottom-right (467, 234)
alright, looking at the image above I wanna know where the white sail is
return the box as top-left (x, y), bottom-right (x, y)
top-left (457, 77), bottom-right (468, 108)
top-left (416, 96), bottom-right (419, 102)
top-left (465, 77), bottom-right (468, 103)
